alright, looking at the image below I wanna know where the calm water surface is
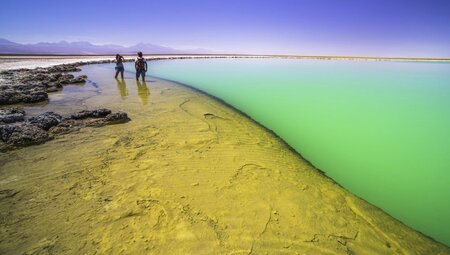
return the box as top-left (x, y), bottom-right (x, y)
top-left (125, 58), bottom-right (450, 245)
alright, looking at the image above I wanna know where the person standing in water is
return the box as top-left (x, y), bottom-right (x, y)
top-left (135, 52), bottom-right (147, 81)
top-left (114, 54), bottom-right (125, 79)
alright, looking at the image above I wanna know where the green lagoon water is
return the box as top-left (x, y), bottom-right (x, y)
top-left (132, 58), bottom-right (450, 245)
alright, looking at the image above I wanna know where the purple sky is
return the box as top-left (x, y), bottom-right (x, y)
top-left (1, 0), bottom-right (449, 57)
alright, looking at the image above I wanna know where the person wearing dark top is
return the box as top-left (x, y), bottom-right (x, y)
top-left (135, 52), bottom-right (147, 81)
top-left (114, 54), bottom-right (125, 79)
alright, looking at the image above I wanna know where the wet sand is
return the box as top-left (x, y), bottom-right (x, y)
top-left (0, 64), bottom-right (449, 254)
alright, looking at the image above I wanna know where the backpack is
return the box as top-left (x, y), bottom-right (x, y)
top-left (136, 57), bottom-right (146, 71)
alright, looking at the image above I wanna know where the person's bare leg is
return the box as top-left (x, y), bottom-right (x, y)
top-left (120, 71), bottom-right (124, 79)
top-left (115, 71), bottom-right (119, 79)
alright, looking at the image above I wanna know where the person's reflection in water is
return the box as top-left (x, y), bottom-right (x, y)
top-left (136, 80), bottom-right (150, 105)
top-left (116, 78), bottom-right (129, 99)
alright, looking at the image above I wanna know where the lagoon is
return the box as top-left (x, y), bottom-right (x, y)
top-left (141, 58), bottom-right (450, 245)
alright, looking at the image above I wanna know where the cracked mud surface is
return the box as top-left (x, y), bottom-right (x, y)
top-left (0, 64), bottom-right (449, 254)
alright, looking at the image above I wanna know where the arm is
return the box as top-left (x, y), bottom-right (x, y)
top-left (145, 61), bottom-right (148, 71)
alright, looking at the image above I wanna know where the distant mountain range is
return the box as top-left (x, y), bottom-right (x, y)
top-left (0, 38), bottom-right (214, 54)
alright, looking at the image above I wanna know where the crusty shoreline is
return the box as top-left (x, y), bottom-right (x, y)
top-left (0, 61), bottom-right (135, 151)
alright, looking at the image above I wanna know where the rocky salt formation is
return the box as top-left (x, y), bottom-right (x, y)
top-left (0, 107), bottom-right (130, 151)
top-left (0, 63), bottom-right (89, 105)
top-left (0, 58), bottom-right (136, 105)
top-left (0, 59), bottom-right (129, 105)
top-left (0, 60), bottom-right (135, 151)
top-left (0, 108), bottom-right (25, 124)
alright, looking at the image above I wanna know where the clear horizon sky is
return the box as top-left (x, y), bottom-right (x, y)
top-left (1, 0), bottom-right (449, 57)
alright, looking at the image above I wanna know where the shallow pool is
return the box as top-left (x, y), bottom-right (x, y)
top-left (135, 58), bottom-right (450, 245)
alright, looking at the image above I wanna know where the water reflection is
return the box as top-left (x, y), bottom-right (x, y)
top-left (136, 80), bottom-right (150, 105)
top-left (116, 78), bottom-right (128, 99)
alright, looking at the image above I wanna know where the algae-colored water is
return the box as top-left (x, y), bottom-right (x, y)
top-left (139, 58), bottom-right (450, 246)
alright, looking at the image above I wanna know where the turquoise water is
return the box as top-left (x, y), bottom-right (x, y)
top-left (131, 58), bottom-right (450, 245)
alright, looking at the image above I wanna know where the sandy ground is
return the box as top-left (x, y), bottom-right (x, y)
top-left (0, 62), bottom-right (449, 254)
top-left (0, 56), bottom-right (115, 70)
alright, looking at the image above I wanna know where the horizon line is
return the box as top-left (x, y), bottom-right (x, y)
top-left (1, 53), bottom-right (449, 61)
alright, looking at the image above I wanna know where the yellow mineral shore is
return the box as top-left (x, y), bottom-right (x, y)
top-left (0, 67), bottom-right (449, 254)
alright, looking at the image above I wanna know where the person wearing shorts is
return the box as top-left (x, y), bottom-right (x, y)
top-left (135, 52), bottom-right (147, 81)
top-left (114, 54), bottom-right (125, 79)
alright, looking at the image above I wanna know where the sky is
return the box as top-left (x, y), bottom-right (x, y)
top-left (0, 0), bottom-right (449, 57)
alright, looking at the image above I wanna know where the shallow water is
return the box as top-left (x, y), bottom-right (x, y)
top-left (137, 58), bottom-right (450, 245)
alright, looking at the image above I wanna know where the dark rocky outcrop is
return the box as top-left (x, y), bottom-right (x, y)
top-left (0, 63), bottom-right (89, 105)
top-left (47, 119), bottom-right (83, 134)
top-left (0, 84), bottom-right (47, 105)
top-left (104, 111), bottom-right (130, 124)
top-left (28, 112), bottom-right (62, 131)
top-left (0, 108), bottom-right (25, 124)
top-left (0, 107), bottom-right (130, 151)
top-left (50, 110), bottom-right (130, 134)
top-left (69, 108), bottom-right (111, 120)
top-left (69, 75), bottom-right (88, 84)
top-left (0, 122), bottom-right (51, 148)
top-left (22, 91), bottom-right (48, 103)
